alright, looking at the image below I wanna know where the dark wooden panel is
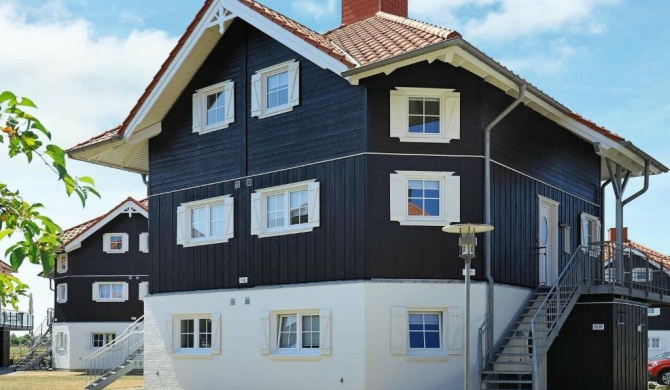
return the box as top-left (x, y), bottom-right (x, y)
top-left (149, 21), bottom-right (366, 195)
top-left (363, 60), bottom-right (483, 156)
top-left (490, 163), bottom-right (601, 288)
top-left (548, 299), bottom-right (647, 390)
top-left (364, 154), bottom-right (485, 281)
top-left (649, 307), bottom-right (670, 330)
top-left (54, 277), bottom-right (147, 323)
top-left (149, 156), bottom-right (368, 294)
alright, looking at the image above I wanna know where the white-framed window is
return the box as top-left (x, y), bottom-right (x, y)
top-left (192, 80), bottom-right (235, 134)
top-left (650, 337), bottom-right (661, 349)
top-left (580, 213), bottom-right (601, 254)
top-left (251, 60), bottom-right (300, 119)
top-left (92, 333), bottom-right (116, 348)
top-left (649, 308), bottom-right (661, 316)
top-left (260, 309), bottom-right (331, 357)
top-left (139, 281), bottom-right (149, 300)
top-left (139, 232), bottom-right (149, 253)
top-left (391, 307), bottom-right (461, 358)
top-left (92, 282), bottom-right (129, 302)
top-left (103, 233), bottom-right (129, 254)
top-left (54, 332), bottom-right (67, 350)
top-left (390, 87), bottom-right (460, 143)
top-left (56, 283), bottom-right (68, 304)
top-left (165, 313), bottom-right (221, 356)
top-left (389, 171), bottom-right (460, 226)
top-left (176, 195), bottom-right (234, 247)
top-left (632, 267), bottom-right (653, 283)
top-left (251, 180), bottom-right (320, 238)
top-left (56, 253), bottom-right (68, 274)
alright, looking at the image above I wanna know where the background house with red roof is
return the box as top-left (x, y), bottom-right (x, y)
top-left (66, 0), bottom-right (668, 389)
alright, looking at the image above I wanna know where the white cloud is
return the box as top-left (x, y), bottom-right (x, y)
top-left (0, 1), bottom-right (175, 325)
top-left (292, 0), bottom-right (337, 22)
top-left (497, 39), bottom-right (579, 76)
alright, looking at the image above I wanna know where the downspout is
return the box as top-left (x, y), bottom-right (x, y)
top-left (599, 178), bottom-right (612, 243)
top-left (141, 174), bottom-right (149, 186)
top-left (622, 160), bottom-right (650, 206)
top-left (484, 82), bottom-right (527, 361)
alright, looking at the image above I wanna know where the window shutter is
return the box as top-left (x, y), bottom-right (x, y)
top-left (139, 282), bottom-right (148, 300)
top-left (250, 73), bottom-right (262, 118)
top-left (595, 219), bottom-right (602, 242)
top-left (390, 306), bottom-right (408, 355)
top-left (62, 284), bottom-right (68, 303)
top-left (57, 254), bottom-right (68, 273)
top-left (287, 61), bottom-right (300, 107)
top-left (443, 93), bottom-right (461, 140)
top-left (389, 90), bottom-right (406, 139)
top-left (63, 333), bottom-right (68, 351)
top-left (260, 310), bottom-right (270, 355)
top-left (192, 92), bottom-right (203, 133)
top-left (102, 234), bottom-right (111, 253)
top-left (176, 205), bottom-right (186, 246)
top-left (448, 307), bottom-right (463, 354)
top-left (92, 283), bottom-right (100, 302)
top-left (165, 315), bottom-right (173, 353)
top-left (224, 82), bottom-right (235, 125)
top-left (84, 333), bottom-right (92, 350)
top-left (139, 232), bottom-right (149, 253)
top-left (223, 196), bottom-right (235, 240)
top-left (122, 283), bottom-right (129, 301)
top-left (307, 181), bottom-right (320, 226)
top-left (120, 233), bottom-right (129, 253)
top-left (444, 175), bottom-right (461, 222)
top-left (389, 173), bottom-right (406, 222)
top-left (319, 308), bottom-right (331, 355)
top-left (250, 192), bottom-right (262, 237)
top-left (211, 312), bottom-right (222, 354)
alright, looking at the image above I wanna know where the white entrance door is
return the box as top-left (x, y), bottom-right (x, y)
top-left (538, 196), bottom-right (560, 286)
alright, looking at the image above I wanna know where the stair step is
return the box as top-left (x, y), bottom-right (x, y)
top-left (495, 352), bottom-right (533, 357)
top-left (494, 361), bottom-right (533, 365)
top-left (482, 378), bottom-right (534, 384)
top-left (482, 370), bottom-right (532, 375)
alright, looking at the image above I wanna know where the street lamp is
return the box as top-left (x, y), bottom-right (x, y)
top-left (443, 223), bottom-right (494, 390)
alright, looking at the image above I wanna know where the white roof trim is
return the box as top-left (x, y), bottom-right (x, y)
top-left (63, 200), bottom-right (149, 253)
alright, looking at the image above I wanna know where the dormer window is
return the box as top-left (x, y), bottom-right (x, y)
top-left (192, 80), bottom-right (235, 134)
top-left (251, 60), bottom-right (300, 119)
top-left (103, 233), bottom-right (128, 254)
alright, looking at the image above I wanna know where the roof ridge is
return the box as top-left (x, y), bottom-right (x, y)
top-left (375, 11), bottom-right (461, 39)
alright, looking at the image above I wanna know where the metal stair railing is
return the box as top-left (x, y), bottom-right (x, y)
top-left (12, 309), bottom-right (54, 370)
top-left (85, 316), bottom-right (144, 389)
top-left (530, 245), bottom-right (590, 390)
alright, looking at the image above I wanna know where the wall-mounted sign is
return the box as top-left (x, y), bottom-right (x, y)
top-left (592, 324), bottom-right (605, 331)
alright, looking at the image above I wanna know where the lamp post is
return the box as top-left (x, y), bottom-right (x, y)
top-left (443, 223), bottom-right (494, 390)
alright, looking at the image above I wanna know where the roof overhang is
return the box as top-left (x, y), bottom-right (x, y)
top-left (343, 39), bottom-right (668, 180)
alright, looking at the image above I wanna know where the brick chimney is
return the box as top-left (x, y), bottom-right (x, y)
top-left (342, 0), bottom-right (408, 25)
top-left (608, 227), bottom-right (629, 242)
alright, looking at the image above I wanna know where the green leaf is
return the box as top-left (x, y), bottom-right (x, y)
top-left (40, 250), bottom-right (54, 275)
top-left (9, 249), bottom-right (25, 271)
top-left (45, 144), bottom-right (66, 166)
top-left (85, 186), bottom-right (101, 198)
top-left (0, 91), bottom-right (16, 103)
top-left (16, 97), bottom-right (37, 108)
top-left (0, 229), bottom-right (14, 240)
top-left (78, 176), bottom-right (95, 185)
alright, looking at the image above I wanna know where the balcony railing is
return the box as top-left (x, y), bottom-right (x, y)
top-left (0, 309), bottom-right (33, 330)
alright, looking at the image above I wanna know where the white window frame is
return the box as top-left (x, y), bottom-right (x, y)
top-left (632, 267), bottom-right (653, 283)
top-left (56, 253), bottom-right (68, 274)
top-left (251, 180), bottom-right (320, 238)
top-left (391, 307), bottom-right (458, 359)
top-left (167, 313), bottom-right (221, 356)
top-left (251, 60), bottom-right (300, 119)
top-left (103, 233), bottom-right (129, 254)
top-left (390, 87), bottom-right (460, 143)
top-left (648, 308), bottom-right (661, 316)
top-left (192, 80), bottom-right (235, 134)
top-left (54, 332), bottom-right (67, 350)
top-left (91, 332), bottom-right (116, 349)
top-left (139, 281), bottom-right (149, 301)
top-left (580, 213), bottom-right (601, 254)
top-left (139, 232), bottom-right (149, 253)
top-left (176, 195), bottom-right (234, 247)
top-left (56, 283), bottom-right (68, 304)
top-left (260, 308), bottom-right (331, 358)
top-left (92, 282), bottom-right (129, 302)
top-left (650, 337), bottom-right (661, 350)
top-left (389, 171), bottom-right (460, 226)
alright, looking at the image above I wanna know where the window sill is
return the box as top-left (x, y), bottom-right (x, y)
top-left (104, 250), bottom-right (128, 254)
top-left (396, 219), bottom-right (451, 227)
top-left (269, 352), bottom-right (321, 361)
top-left (196, 123), bottom-right (230, 135)
top-left (255, 224), bottom-right (317, 239)
top-left (172, 351), bottom-right (214, 359)
top-left (396, 135), bottom-right (455, 144)
top-left (94, 299), bottom-right (128, 303)
top-left (180, 236), bottom-right (232, 248)
top-left (405, 352), bottom-right (449, 362)
top-left (256, 105), bottom-right (295, 119)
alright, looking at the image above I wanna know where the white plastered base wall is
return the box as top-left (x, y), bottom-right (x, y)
top-left (143, 280), bottom-right (530, 390)
top-left (51, 322), bottom-right (133, 370)
top-left (648, 330), bottom-right (670, 359)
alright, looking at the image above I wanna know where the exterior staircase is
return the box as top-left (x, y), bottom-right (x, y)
top-left (12, 309), bottom-right (54, 371)
top-left (480, 247), bottom-right (590, 390)
top-left (84, 316), bottom-right (143, 390)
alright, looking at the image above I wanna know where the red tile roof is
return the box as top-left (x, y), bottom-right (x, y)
top-left (69, 126), bottom-right (121, 152)
top-left (0, 260), bottom-right (14, 274)
top-left (327, 12), bottom-right (460, 66)
top-left (60, 197), bottom-right (148, 248)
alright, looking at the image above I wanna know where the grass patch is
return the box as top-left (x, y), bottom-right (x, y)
top-left (0, 371), bottom-right (142, 390)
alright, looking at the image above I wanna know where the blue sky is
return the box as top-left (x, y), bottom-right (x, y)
top-left (1, 0), bottom-right (669, 319)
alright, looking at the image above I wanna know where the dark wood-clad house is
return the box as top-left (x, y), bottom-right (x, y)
top-left (51, 197), bottom-right (149, 370)
top-left (68, 0), bottom-right (669, 389)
